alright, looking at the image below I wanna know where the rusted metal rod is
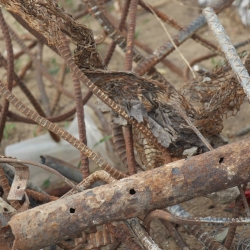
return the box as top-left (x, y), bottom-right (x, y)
top-left (224, 196), bottom-right (242, 249)
top-left (7, 136), bottom-right (250, 249)
top-left (168, 205), bottom-right (227, 250)
top-left (134, 0), bottom-right (233, 76)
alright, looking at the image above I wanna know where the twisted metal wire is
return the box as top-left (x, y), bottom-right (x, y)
top-left (203, 7), bottom-right (250, 101)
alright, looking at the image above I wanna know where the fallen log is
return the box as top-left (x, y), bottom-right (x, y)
top-left (6, 137), bottom-right (250, 249)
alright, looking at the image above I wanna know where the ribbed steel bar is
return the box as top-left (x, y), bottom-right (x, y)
top-left (105, 223), bottom-right (143, 250)
top-left (168, 205), bottom-right (227, 250)
top-left (6, 91), bottom-right (92, 124)
top-left (160, 220), bottom-right (190, 250)
top-left (134, 39), bottom-right (183, 78)
top-left (134, 0), bottom-right (233, 76)
top-left (0, 9), bottom-right (14, 143)
top-left (72, 76), bottom-right (90, 178)
top-left (0, 81), bottom-right (127, 180)
top-left (127, 218), bottom-right (161, 250)
top-left (8, 26), bottom-right (74, 99)
top-left (124, 0), bottom-right (138, 175)
top-left (85, 0), bottom-right (170, 85)
top-left (224, 196), bottom-right (241, 249)
top-left (138, 0), bottom-right (223, 56)
top-left (35, 42), bottom-right (51, 116)
top-left (104, 0), bottom-right (131, 65)
top-left (203, 7), bottom-right (250, 100)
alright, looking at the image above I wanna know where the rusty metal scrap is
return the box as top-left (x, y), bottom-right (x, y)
top-left (6, 163), bottom-right (29, 201)
top-left (5, 137), bottom-right (250, 249)
top-left (85, 228), bottom-right (118, 249)
top-left (168, 205), bottom-right (227, 250)
top-left (0, 157), bottom-right (82, 192)
top-left (0, 0), bottom-right (249, 249)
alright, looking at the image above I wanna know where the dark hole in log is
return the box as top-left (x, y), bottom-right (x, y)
top-left (219, 157), bottom-right (224, 164)
top-left (69, 208), bottom-right (76, 213)
top-left (129, 189), bottom-right (136, 195)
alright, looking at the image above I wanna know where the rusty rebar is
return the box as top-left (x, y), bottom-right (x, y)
top-left (127, 218), bottom-right (161, 250)
top-left (74, 7), bottom-right (89, 20)
top-left (0, 80), bottom-right (127, 179)
top-left (6, 90), bottom-right (92, 124)
top-left (111, 122), bottom-right (128, 167)
top-left (18, 60), bottom-right (32, 81)
top-left (105, 223), bottom-right (143, 250)
top-left (0, 50), bottom-right (60, 142)
top-left (26, 189), bottom-right (58, 203)
top-left (6, 109), bottom-right (71, 124)
top-left (0, 9), bottom-right (14, 143)
top-left (123, 0), bottom-right (138, 176)
top-left (125, 0), bottom-right (138, 71)
top-left (144, 209), bottom-right (250, 227)
top-left (104, 0), bottom-right (131, 173)
top-left (224, 196), bottom-right (242, 249)
top-left (35, 42), bottom-right (51, 116)
top-left (73, 75), bottom-right (89, 178)
top-left (134, 0), bottom-right (234, 76)
top-left (8, 26), bottom-right (74, 99)
top-left (73, 228), bottom-right (118, 249)
top-left (51, 62), bottom-right (67, 115)
top-left (104, 0), bottom-right (131, 65)
top-left (160, 220), bottom-right (190, 250)
top-left (13, 40), bottom-right (37, 60)
top-left (188, 225), bottom-right (227, 250)
top-left (57, 31), bottom-right (170, 159)
top-left (0, 52), bottom-right (46, 119)
top-left (168, 205), bottom-right (227, 250)
top-left (124, 125), bottom-right (136, 175)
top-left (139, 0), bottom-right (223, 56)
top-left (61, 170), bottom-right (116, 198)
top-left (86, 0), bottom-right (170, 85)
top-left (134, 39), bottom-right (183, 78)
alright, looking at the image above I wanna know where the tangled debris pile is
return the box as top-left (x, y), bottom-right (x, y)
top-left (1, 0), bottom-right (250, 249)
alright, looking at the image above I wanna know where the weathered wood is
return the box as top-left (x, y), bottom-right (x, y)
top-left (8, 137), bottom-right (250, 250)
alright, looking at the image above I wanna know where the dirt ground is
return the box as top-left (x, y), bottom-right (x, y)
top-left (1, 0), bottom-right (250, 249)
